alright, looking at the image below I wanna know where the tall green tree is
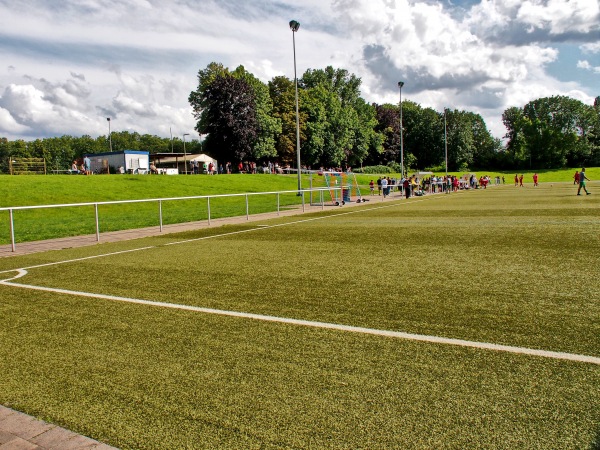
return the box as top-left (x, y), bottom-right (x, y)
top-left (269, 76), bottom-right (307, 165)
top-left (468, 112), bottom-right (501, 170)
top-left (370, 104), bottom-right (399, 165)
top-left (445, 109), bottom-right (475, 171)
top-left (232, 66), bottom-right (281, 161)
top-left (503, 96), bottom-right (597, 169)
top-left (300, 66), bottom-right (382, 167)
top-left (401, 102), bottom-right (444, 170)
top-left (502, 106), bottom-right (528, 168)
top-left (189, 70), bottom-right (259, 163)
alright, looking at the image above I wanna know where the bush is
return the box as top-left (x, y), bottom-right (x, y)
top-left (354, 163), bottom-right (401, 174)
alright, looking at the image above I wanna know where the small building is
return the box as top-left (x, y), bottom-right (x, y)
top-left (85, 150), bottom-right (150, 174)
top-left (151, 153), bottom-right (218, 174)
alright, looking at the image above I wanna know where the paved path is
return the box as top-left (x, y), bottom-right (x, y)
top-left (0, 406), bottom-right (116, 449)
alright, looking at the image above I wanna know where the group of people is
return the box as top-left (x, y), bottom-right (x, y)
top-left (369, 175), bottom-right (441, 199)
top-left (514, 173), bottom-right (540, 187)
top-left (71, 156), bottom-right (91, 175)
top-left (188, 160), bottom-right (219, 174)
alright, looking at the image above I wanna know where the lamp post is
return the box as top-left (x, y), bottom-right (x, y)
top-left (290, 19), bottom-right (302, 195)
top-left (183, 133), bottom-right (190, 175)
top-left (398, 81), bottom-right (404, 180)
top-left (107, 117), bottom-right (112, 152)
top-left (444, 108), bottom-right (448, 177)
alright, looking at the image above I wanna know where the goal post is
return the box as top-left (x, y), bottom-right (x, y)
top-left (308, 170), bottom-right (364, 206)
top-left (9, 157), bottom-right (46, 175)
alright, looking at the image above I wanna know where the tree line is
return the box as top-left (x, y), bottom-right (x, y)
top-left (0, 133), bottom-right (203, 173)
top-left (1, 62), bottom-right (598, 173)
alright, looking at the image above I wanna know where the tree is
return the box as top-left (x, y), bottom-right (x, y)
top-left (502, 106), bottom-right (528, 168)
top-left (269, 76), bottom-right (307, 165)
top-left (444, 110), bottom-right (475, 171)
top-left (190, 71), bottom-right (259, 163)
top-left (300, 84), bottom-right (346, 166)
top-left (401, 102), bottom-right (444, 170)
top-left (300, 66), bottom-right (382, 167)
top-left (370, 104), bottom-right (399, 165)
top-left (503, 96), bottom-right (597, 169)
top-left (468, 112), bottom-right (501, 170)
top-left (348, 99), bottom-right (383, 168)
top-left (232, 66), bottom-right (281, 161)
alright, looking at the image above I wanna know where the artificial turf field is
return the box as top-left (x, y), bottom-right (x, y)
top-left (0, 182), bottom-right (599, 449)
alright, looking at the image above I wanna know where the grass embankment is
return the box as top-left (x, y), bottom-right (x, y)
top-left (0, 174), bottom-right (303, 244)
top-left (0, 183), bottom-right (598, 448)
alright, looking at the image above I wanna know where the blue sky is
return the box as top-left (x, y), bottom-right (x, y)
top-left (0, 0), bottom-right (598, 142)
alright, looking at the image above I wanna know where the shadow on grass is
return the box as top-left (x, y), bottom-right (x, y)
top-left (592, 427), bottom-right (600, 450)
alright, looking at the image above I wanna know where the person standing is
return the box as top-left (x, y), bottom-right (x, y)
top-left (573, 171), bottom-right (580, 185)
top-left (514, 174), bottom-right (519, 186)
top-left (533, 173), bottom-right (539, 187)
top-left (519, 174), bottom-right (524, 187)
top-left (381, 177), bottom-right (388, 198)
top-left (577, 168), bottom-right (591, 195)
top-left (369, 180), bottom-right (375, 195)
top-left (83, 155), bottom-right (91, 175)
top-left (377, 177), bottom-right (382, 196)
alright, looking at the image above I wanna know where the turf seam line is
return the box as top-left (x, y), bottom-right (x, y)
top-left (2, 278), bottom-right (599, 366)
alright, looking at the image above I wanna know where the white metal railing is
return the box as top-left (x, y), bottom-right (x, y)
top-left (0, 187), bottom-right (343, 252)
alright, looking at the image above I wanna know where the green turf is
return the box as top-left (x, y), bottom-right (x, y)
top-left (0, 180), bottom-right (599, 449)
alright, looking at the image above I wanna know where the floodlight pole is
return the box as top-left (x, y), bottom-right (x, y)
top-left (444, 108), bottom-right (448, 177)
top-left (290, 20), bottom-right (302, 195)
top-left (107, 117), bottom-right (112, 152)
top-left (398, 81), bottom-right (404, 180)
top-left (183, 133), bottom-right (190, 175)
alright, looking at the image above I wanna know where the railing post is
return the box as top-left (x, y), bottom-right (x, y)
top-left (277, 193), bottom-right (280, 216)
top-left (321, 190), bottom-right (324, 210)
top-left (207, 197), bottom-right (211, 225)
top-left (246, 194), bottom-right (249, 221)
top-left (159, 200), bottom-right (163, 232)
top-left (9, 209), bottom-right (16, 252)
top-left (302, 190), bottom-right (305, 212)
top-left (95, 203), bottom-right (100, 242)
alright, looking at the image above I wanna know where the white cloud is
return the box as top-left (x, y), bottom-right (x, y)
top-left (577, 59), bottom-right (600, 74)
top-left (581, 42), bottom-right (600, 54)
top-left (0, 0), bottom-right (597, 143)
top-left (516, 0), bottom-right (600, 35)
top-left (0, 106), bottom-right (30, 134)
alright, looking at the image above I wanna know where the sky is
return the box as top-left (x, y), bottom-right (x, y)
top-left (0, 0), bottom-right (599, 144)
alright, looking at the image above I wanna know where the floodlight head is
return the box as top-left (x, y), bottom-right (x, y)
top-left (398, 81), bottom-right (404, 88)
top-left (289, 20), bottom-right (300, 32)
top-left (107, 117), bottom-right (111, 121)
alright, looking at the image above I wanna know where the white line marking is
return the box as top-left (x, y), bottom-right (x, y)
top-left (2, 279), bottom-right (599, 366)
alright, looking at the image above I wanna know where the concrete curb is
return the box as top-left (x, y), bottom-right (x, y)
top-left (0, 406), bottom-right (117, 450)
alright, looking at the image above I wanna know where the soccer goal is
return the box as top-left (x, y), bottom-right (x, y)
top-left (308, 170), bottom-right (364, 206)
top-left (9, 158), bottom-right (47, 175)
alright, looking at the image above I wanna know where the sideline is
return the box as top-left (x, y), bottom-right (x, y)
top-left (1, 274), bottom-right (599, 366)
